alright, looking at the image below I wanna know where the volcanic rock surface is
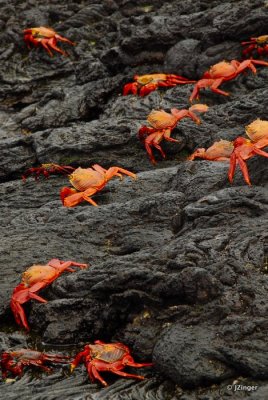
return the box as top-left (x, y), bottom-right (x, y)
top-left (0, 0), bottom-right (268, 399)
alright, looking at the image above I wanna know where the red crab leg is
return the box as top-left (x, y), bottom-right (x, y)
top-left (44, 354), bottom-right (70, 362)
top-left (252, 147), bottom-right (268, 158)
top-left (228, 153), bottom-right (238, 184)
top-left (163, 133), bottom-right (180, 143)
top-left (228, 152), bottom-right (251, 185)
top-left (105, 167), bottom-right (136, 180)
top-left (10, 300), bottom-right (30, 331)
top-left (87, 363), bottom-right (96, 382)
top-left (82, 188), bottom-right (99, 206)
top-left (236, 59), bottom-right (268, 74)
top-left (242, 44), bottom-right (256, 57)
top-left (40, 39), bottom-right (54, 57)
top-left (90, 365), bottom-right (108, 386)
top-left (139, 83), bottom-right (158, 96)
top-left (210, 78), bottom-right (229, 96)
top-left (92, 164), bottom-right (122, 179)
top-left (48, 38), bottom-right (67, 56)
top-left (144, 137), bottom-right (166, 164)
top-left (123, 82), bottom-right (138, 95)
top-left (109, 368), bottom-right (146, 380)
top-left (124, 359), bottom-right (153, 368)
top-left (189, 80), bottom-right (210, 102)
top-left (27, 361), bottom-right (52, 372)
top-left (55, 34), bottom-right (75, 46)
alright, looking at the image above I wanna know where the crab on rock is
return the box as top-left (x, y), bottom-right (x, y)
top-left (11, 258), bottom-right (88, 331)
top-left (189, 119), bottom-right (268, 185)
top-left (189, 59), bottom-right (268, 102)
top-left (23, 27), bottom-right (75, 56)
top-left (60, 164), bottom-right (136, 207)
top-left (22, 163), bottom-right (75, 181)
top-left (123, 73), bottom-right (196, 96)
top-left (70, 340), bottom-right (153, 387)
top-left (139, 104), bottom-right (208, 164)
top-left (241, 35), bottom-right (268, 57)
top-left (1, 349), bottom-right (70, 379)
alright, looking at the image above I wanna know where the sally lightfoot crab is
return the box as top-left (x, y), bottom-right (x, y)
top-left (11, 258), bottom-right (88, 331)
top-left (22, 163), bottom-right (75, 181)
top-left (70, 340), bottom-right (153, 386)
top-left (139, 104), bottom-right (208, 163)
top-left (23, 27), bottom-right (75, 56)
top-left (189, 59), bottom-right (268, 101)
top-left (189, 119), bottom-right (268, 185)
top-left (123, 73), bottom-right (196, 96)
top-left (60, 164), bottom-right (136, 207)
top-left (241, 35), bottom-right (268, 57)
top-left (1, 349), bottom-right (70, 379)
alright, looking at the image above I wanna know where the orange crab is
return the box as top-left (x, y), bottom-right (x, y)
top-left (11, 258), bottom-right (88, 331)
top-left (1, 349), bottom-right (70, 379)
top-left (22, 163), bottom-right (75, 181)
top-left (123, 73), bottom-right (196, 96)
top-left (241, 35), bottom-right (268, 57)
top-left (189, 59), bottom-right (268, 102)
top-left (70, 340), bottom-right (153, 387)
top-left (139, 104), bottom-right (208, 163)
top-left (189, 119), bottom-right (268, 185)
top-left (60, 164), bottom-right (136, 207)
top-left (23, 27), bottom-right (75, 56)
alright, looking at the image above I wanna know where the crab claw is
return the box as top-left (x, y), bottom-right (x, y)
top-left (123, 82), bottom-right (138, 96)
top-left (60, 187), bottom-right (82, 207)
top-left (139, 83), bottom-right (158, 96)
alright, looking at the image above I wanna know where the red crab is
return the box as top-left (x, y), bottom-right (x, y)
top-left (189, 119), bottom-right (268, 185)
top-left (123, 73), bottom-right (196, 96)
top-left (11, 258), bottom-right (88, 331)
top-left (139, 104), bottom-right (208, 163)
top-left (70, 340), bottom-right (153, 387)
top-left (1, 349), bottom-right (70, 379)
top-left (60, 164), bottom-right (136, 207)
top-left (189, 59), bottom-right (268, 102)
top-left (22, 163), bottom-right (75, 181)
top-left (241, 35), bottom-right (268, 57)
top-left (23, 27), bottom-right (75, 56)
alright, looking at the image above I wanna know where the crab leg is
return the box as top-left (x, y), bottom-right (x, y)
top-left (55, 34), bottom-right (75, 46)
top-left (109, 369), bottom-right (145, 380)
top-left (87, 364), bottom-right (97, 383)
top-left (236, 59), bottom-right (268, 74)
top-left (124, 359), bottom-right (153, 368)
top-left (228, 152), bottom-right (251, 185)
top-left (145, 139), bottom-right (165, 164)
top-left (82, 188), bottom-right (99, 206)
top-left (27, 362), bottom-right (52, 373)
top-left (91, 365), bottom-right (108, 386)
top-left (10, 300), bottom-right (30, 331)
top-left (44, 354), bottom-right (70, 362)
top-left (210, 78), bottom-right (229, 96)
top-left (47, 38), bottom-right (67, 56)
top-left (190, 79), bottom-right (215, 101)
top-left (252, 147), bottom-right (268, 157)
top-left (92, 164), bottom-right (122, 179)
top-left (105, 167), bottom-right (136, 180)
top-left (40, 39), bottom-right (54, 57)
